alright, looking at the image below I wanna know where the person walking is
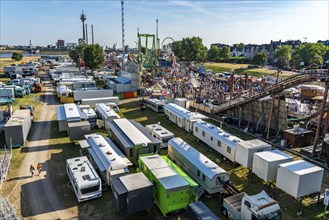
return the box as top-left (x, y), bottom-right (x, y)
top-left (30, 164), bottom-right (35, 178)
top-left (37, 163), bottom-right (42, 176)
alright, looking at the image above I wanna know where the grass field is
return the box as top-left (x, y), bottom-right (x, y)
top-left (2, 90), bottom-right (328, 219)
top-left (204, 62), bottom-right (294, 79)
top-left (118, 100), bottom-right (329, 220)
top-left (0, 56), bottom-right (41, 72)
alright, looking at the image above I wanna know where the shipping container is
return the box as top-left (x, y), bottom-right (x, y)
top-left (4, 110), bottom-right (31, 147)
top-left (67, 121), bottom-right (91, 141)
top-left (276, 160), bottom-right (324, 198)
top-left (252, 150), bottom-right (293, 182)
top-left (235, 139), bottom-right (271, 168)
top-left (111, 173), bottom-right (153, 215)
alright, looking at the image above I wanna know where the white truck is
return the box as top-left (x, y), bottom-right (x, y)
top-left (222, 191), bottom-right (282, 220)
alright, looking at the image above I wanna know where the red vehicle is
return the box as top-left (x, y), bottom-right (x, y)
top-left (32, 82), bottom-right (41, 93)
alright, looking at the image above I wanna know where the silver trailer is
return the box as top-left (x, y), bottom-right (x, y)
top-left (107, 118), bottom-right (161, 165)
top-left (146, 99), bottom-right (165, 113)
top-left (145, 124), bottom-right (174, 148)
top-left (73, 89), bottom-right (113, 102)
top-left (80, 97), bottom-right (120, 107)
top-left (4, 110), bottom-right (31, 147)
top-left (83, 134), bottom-right (129, 186)
top-left (168, 138), bottom-right (230, 194)
top-left (95, 103), bottom-right (120, 122)
top-left (66, 156), bottom-right (102, 202)
top-left (78, 105), bottom-right (97, 128)
top-left (193, 121), bottom-right (242, 163)
top-left (164, 103), bottom-right (208, 132)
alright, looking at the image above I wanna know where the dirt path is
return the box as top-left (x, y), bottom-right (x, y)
top-left (8, 80), bottom-right (77, 219)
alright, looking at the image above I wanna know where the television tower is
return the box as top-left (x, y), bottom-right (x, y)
top-left (80, 9), bottom-right (87, 41)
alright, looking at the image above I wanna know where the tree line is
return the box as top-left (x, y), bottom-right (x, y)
top-left (172, 37), bottom-right (329, 69)
top-left (69, 44), bottom-right (104, 70)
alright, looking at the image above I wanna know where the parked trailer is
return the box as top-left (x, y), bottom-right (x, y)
top-left (146, 99), bottom-right (165, 112)
top-left (138, 154), bottom-right (191, 217)
top-left (95, 103), bottom-right (121, 128)
top-left (78, 105), bottom-right (97, 128)
top-left (222, 191), bottom-right (281, 220)
top-left (193, 121), bottom-right (242, 163)
top-left (145, 124), bottom-right (174, 148)
top-left (164, 103), bottom-right (208, 132)
top-left (66, 156), bottom-right (102, 202)
top-left (4, 110), bottom-right (32, 147)
top-left (185, 201), bottom-right (219, 220)
top-left (73, 89), bottom-right (113, 102)
top-left (80, 97), bottom-right (120, 107)
top-left (168, 138), bottom-right (230, 194)
top-left (111, 173), bottom-right (154, 215)
top-left (107, 118), bottom-right (161, 165)
top-left (82, 134), bottom-right (129, 186)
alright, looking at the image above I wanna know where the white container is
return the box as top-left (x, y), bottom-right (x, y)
top-left (235, 139), bottom-right (271, 168)
top-left (252, 149), bottom-right (293, 182)
top-left (276, 160), bottom-right (324, 199)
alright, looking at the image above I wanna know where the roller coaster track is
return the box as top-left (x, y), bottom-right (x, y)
top-left (212, 73), bottom-right (328, 114)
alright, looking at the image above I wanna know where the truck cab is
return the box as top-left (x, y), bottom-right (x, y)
top-left (222, 191), bottom-right (282, 220)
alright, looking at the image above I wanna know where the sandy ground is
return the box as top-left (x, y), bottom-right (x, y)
top-left (7, 80), bottom-right (77, 219)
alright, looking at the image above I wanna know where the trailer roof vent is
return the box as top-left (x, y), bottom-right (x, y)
top-left (82, 174), bottom-right (90, 180)
top-left (155, 128), bottom-right (162, 131)
top-left (99, 143), bottom-right (106, 147)
top-left (74, 158), bottom-right (80, 162)
top-left (80, 166), bottom-right (86, 172)
top-left (204, 161), bottom-right (208, 163)
top-left (161, 132), bottom-right (168, 135)
top-left (106, 151), bottom-right (112, 155)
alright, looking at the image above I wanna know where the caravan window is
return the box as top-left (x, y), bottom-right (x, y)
top-left (210, 136), bottom-right (213, 141)
top-left (217, 140), bottom-right (221, 147)
top-left (197, 170), bottom-right (200, 177)
top-left (202, 174), bottom-right (206, 182)
top-left (227, 146), bottom-right (231, 154)
top-left (195, 127), bottom-right (198, 132)
top-left (129, 148), bottom-right (133, 157)
top-left (80, 185), bottom-right (100, 195)
top-left (202, 131), bottom-right (205, 137)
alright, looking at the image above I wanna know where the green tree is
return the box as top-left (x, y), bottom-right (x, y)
top-left (292, 43), bottom-right (328, 67)
top-left (11, 52), bottom-right (23, 61)
top-left (172, 41), bottom-right (183, 59)
top-left (173, 37), bottom-right (207, 61)
top-left (252, 52), bottom-right (267, 66)
top-left (69, 44), bottom-right (86, 66)
top-left (83, 44), bottom-right (104, 70)
top-left (274, 45), bottom-right (291, 68)
top-left (208, 45), bottom-right (219, 62)
top-left (237, 43), bottom-right (245, 51)
top-left (218, 46), bottom-right (231, 62)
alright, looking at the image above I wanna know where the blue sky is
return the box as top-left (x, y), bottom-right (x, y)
top-left (0, 0), bottom-right (328, 48)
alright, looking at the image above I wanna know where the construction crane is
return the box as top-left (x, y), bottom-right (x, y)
top-left (138, 33), bottom-right (157, 69)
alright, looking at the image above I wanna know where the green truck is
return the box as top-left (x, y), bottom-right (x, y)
top-left (138, 154), bottom-right (199, 216)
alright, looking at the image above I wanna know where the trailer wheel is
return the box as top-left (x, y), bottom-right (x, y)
top-left (221, 207), bottom-right (228, 217)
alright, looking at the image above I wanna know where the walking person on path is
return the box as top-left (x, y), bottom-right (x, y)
top-left (37, 163), bottom-right (42, 176)
top-left (30, 164), bottom-right (35, 178)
